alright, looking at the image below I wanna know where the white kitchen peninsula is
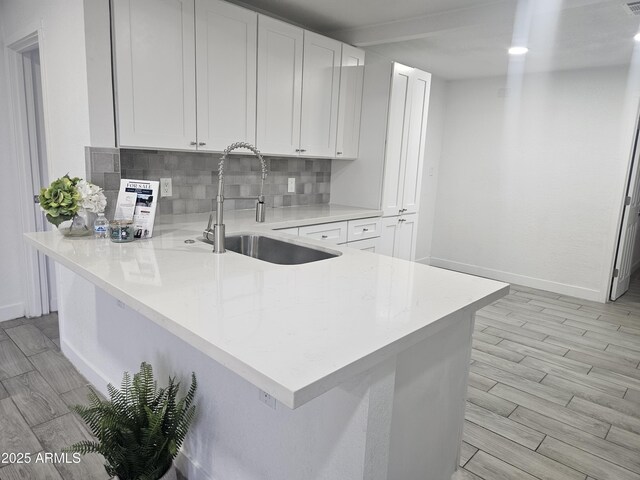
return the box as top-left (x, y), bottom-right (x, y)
top-left (25, 205), bottom-right (508, 480)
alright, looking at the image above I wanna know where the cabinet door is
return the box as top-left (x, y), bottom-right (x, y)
top-left (379, 216), bottom-right (399, 257)
top-left (402, 70), bottom-right (431, 214)
top-left (335, 45), bottom-right (365, 159)
top-left (299, 32), bottom-right (341, 158)
top-left (113, 0), bottom-right (196, 150)
top-left (256, 16), bottom-right (303, 156)
top-left (394, 214), bottom-right (418, 261)
top-left (381, 63), bottom-right (413, 216)
top-left (196, 0), bottom-right (257, 151)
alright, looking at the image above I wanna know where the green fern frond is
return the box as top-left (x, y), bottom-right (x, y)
top-left (66, 362), bottom-right (197, 480)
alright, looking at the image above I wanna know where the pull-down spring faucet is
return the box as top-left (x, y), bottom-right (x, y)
top-left (207, 142), bottom-right (267, 253)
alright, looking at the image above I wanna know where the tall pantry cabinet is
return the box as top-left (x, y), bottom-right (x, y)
top-left (331, 60), bottom-right (431, 261)
top-left (378, 63), bottom-right (431, 260)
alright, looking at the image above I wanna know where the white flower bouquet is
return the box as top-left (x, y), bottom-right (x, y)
top-left (39, 175), bottom-right (107, 235)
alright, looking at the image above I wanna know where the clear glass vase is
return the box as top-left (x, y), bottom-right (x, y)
top-left (57, 210), bottom-right (94, 237)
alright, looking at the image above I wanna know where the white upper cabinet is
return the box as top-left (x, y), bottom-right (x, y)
top-left (381, 63), bottom-right (431, 216)
top-left (113, 2), bottom-right (363, 157)
top-left (335, 45), bottom-right (365, 159)
top-left (299, 32), bottom-right (341, 158)
top-left (113, 0), bottom-right (197, 150)
top-left (195, 0), bottom-right (257, 151)
top-left (256, 15), bottom-right (303, 156)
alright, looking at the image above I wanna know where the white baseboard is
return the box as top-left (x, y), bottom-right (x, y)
top-left (429, 258), bottom-right (604, 302)
top-left (0, 302), bottom-right (25, 322)
top-left (60, 339), bottom-right (211, 479)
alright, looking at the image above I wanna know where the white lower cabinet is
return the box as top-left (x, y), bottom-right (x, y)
top-left (275, 217), bottom-right (382, 250)
top-left (274, 227), bottom-right (299, 236)
top-left (346, 237), bottom-right (380, 253)
top-left (298, 221), bottom-right (348, 245)
top-left (379, 214), bottom-right (418, 261)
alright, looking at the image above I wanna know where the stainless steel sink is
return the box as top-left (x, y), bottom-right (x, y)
top-left (200, 234), bottom-right (341, 265)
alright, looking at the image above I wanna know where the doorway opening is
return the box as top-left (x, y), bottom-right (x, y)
top-left (610, 107), bottom-right (640, 301)
top-left (8, 32), bottom-right (57, 317)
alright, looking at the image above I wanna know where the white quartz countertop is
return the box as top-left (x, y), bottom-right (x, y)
top-left (25, 204), bottom-right (509, 408)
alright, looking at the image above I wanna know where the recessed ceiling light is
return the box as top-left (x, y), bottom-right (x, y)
top-left (508, 46), bottom-right (529, 55)
top-left (635, 33), bottom-right (640, 42)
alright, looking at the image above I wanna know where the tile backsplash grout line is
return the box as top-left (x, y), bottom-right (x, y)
top-left (85, 147), bottom-right (332, 219)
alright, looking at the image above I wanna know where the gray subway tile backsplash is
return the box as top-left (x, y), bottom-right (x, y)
top-left (85, 147), bottom-right (331, 218)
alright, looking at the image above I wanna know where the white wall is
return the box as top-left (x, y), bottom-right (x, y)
top-left (415, 75), bottom-right (446, 263)
top-left (1, 0), bottom-right (95, 319)
top-left (0, 26), bottom-right (26, 320)
top-left (431, 66), bottom-right (638, 302)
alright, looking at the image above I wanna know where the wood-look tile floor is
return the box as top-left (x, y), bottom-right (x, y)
top-left (455, 276), bottom-right (640, 480)
top-left (0, 313), bottom-right (109, 480)
top-left (2, 278), bottom-right (640, 480)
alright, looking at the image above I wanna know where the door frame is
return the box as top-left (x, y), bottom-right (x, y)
top-left (5, 27), bottom-right (54, 317)
top-left (609, 102), bottom-right (640, 301)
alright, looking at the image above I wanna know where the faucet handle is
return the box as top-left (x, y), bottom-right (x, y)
top-left (207, 212), bottom-right (214, 231)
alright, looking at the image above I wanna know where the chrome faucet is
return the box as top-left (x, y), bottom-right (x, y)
top-left (205, 142), bottom-right (267, 253)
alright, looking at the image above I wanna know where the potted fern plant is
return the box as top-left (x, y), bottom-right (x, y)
top-left (65, 362), bottom-right (197, 480)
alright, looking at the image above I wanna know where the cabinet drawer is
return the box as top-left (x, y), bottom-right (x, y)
top-left (274, 227), bottom-right (299, 236)
top-left (346, 237), bottom-right (380, 253)
top-left (347, 217), bottom-right (381, 242)
top-left (298, 221), bottom-right (347, 244)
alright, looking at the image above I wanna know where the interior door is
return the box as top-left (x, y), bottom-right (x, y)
top-left (611, 122), bottom-right (640, 300)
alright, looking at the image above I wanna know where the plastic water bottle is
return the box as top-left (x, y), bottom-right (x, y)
top-left (94, 213), bottom-right (109, 239)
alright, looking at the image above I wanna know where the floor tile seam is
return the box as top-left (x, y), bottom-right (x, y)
top-left (507, 403), bottom-right (610, 443)
top-left (460, 445), bottom-right (479, 468)
top-left (465, 417), bottom-right (541, 453)
top-left (8, 360), bottom-right (74, 419)
top-left (508, 408), bottom-right (640, 471)
top-left (470, 360), bottom-right (549, 388)
top-left (561, 316), bottom-right (623, 332)
top-left (2, 396), bottom-right (45, 453)
top-left (2, 332), bottom-right (50, 359)
top-left (565, 397), bottom-right (640, 433)
top-left (467, 448), bottom-right (547, 480)
top-left (0, 337), bottom-right (37, 381)
top-left (564, 346), bottom-right (639, 369)
top-left (491, 381), bottom-right (593, 420)
top-left (534, 431), bottom-right (640, 478)
top-left (468, 422), bottom-right (585, 480)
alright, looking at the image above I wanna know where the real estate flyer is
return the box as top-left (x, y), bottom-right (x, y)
top-left (114, 179), bottom-right (159, 239)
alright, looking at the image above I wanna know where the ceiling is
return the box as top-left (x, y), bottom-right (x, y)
top-left (236, 0), bottom-right (640, 79)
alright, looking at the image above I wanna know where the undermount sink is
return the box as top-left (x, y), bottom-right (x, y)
top-left (200, 234), bottom-right (341, 265)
